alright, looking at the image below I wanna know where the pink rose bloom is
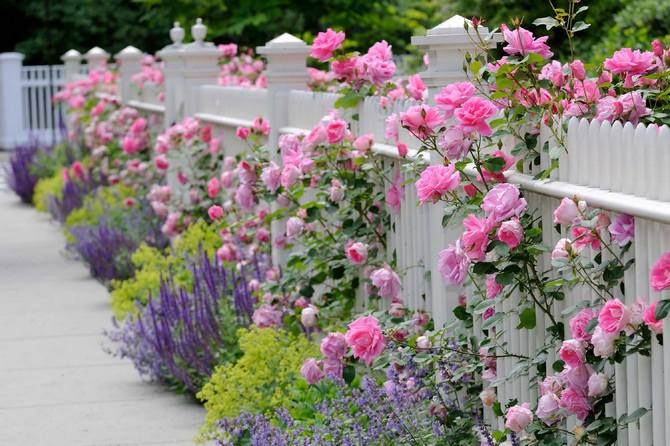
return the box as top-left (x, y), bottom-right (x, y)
top-left (643, 301), bottom-right (664, 333)
top-left (651, 252), bottom-right (670, 291)
top-left (608, 214), bottom-right (634, 246)
top-left (505, 403), bottom-right (533, 432)
top-left (619, 91), bottom-right (651, 124)
top-left (396, 142), bottom-right (408, 158)
top-left (598, 298), bottom-right (630, 333)
top-left (286, 216), bottom-right (304, 238)
top-left (91, 100), bottom-right (106, 117)
top-left (366, 40), bottom-right (393, 61)
top-left (536, 393), bottom-right (562, 426)
top-left (345, 315), bottom-right (386, 366)
top-left (540, 375), bottom-right (563, 396)
top-left (300, 358), bottom-right (324, 384)
top-left (280, 164), bottom-right (301, 189)
top-left (252, 304), bottom-right (282, 328)
top-left (559, 339), bottom-right (585, 367)
top-left (207, 205), bottom-right (224, 220)
top-left (604, 48), bottom-right (655, 77)
top-left (252, 117), bottom-right (270, 135)
top-left (235, 126), bottom-right (250, 140)
top-left (501, 24), bottom-right (553, 59)
top-left (346, 241), bottom-right (368, 264)
top-left (559, 387), bottom-right (591, 420)
top-left (400, 105), bottom-right (444, 140)
top-left (154, 155), bottom-right (169, 171)
top-left (370, 264), bottom-right (401, 300)
top-left (332, 56), bottom-right (359, 81)
top-left (438, 239), bottom-right (470, 286)
top-left (353, 133), bottom-right (374, 152)
top-left (437, 127), bottom-right (472, 160)
top-left (322, 358), bottom-right (343, 379)
top-left (461, 214), bottom-right (493, 261)
top-left (486, 275), bottom-right (503, 299)
top-left (435, 82), bottom-right (476, 117)
top-left (256, 227), bottom-right (270, 243)
top-left (569, 307), bottom-right (596, 341)
top-left (386, 169), bottom-right (403, 214)
top-left (326, 118), bottom-right (347, 144)
top-left (261, 162), bottom-right (281, 193)
top-left (571, 226), bottom-right (601, 251)
top-left (479, 388), bottom-right (496, 407)
top-left (220, 171), bottom-right (234, 189)
top-left (329, 178), bottom-right (344, 203)
top-left (311, 28), bottom-right (345, 62)
top-left (570, 60), bottom-right (586, 80)
top-left (234, 184), bottom-right (255, 210)
top-left (367, 58), bottom-right (396, 86)
top-left (209, 137), bottom-right (220, 154)
top-left (482, 183), bottom-right (527, 222)
top-left (588, 372), bottom-right (608, 397)
top-left (218, 43), bottom-right (238, 58)
top-left (216, 243), bottom-right (237, 262)
top-left (551, 238), bottom-right (573, 261)
top-left (130, 117), bottom-right (147, 135)
top-left (207, 178), bottom-right (220, 199)
top-left (406, 74), bottom-right (426, 100)
top-left (592, 325), bottom-right (617, 358)
top-left (454, 97), bottom-right (497, 136)
top-left (497, 218), bottom-right (524, 249)
top-left (561, 364), bottom-right (591, 393)
top-left (553, 197), bottom-right (580, 225)
top-left (121, 136), bottom-right (143, 154)
top-left (595, 96), bottom-right (624, 123)
top-left (320, 332), bottom-right (348, 359)
top-left (385, 113), bottom-right (400, 142)
top-left (480, 149), bottom-right (515, 183)
top-left (539, 60), bottom-right (565, 87)
top-left (301, 306), bottom-right (318, 328)
top-left (415, 164), bottom-right (460, 204)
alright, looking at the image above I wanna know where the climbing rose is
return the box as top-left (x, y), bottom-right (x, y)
top-left (353, 133), bottom-right (374, 151)
top-left (207, 178), bottom-right (220, 199)
top-left (300, 306), bottom-right (318, 328)
top-left (559, 339), bottom-right (585, 367)
top-left (570, 60), bottom-right (586, 80)
top-left (559, 387), bottom-right (591, 420)
top-left (320, 332), bottom-right (348, 359)
top-left (438, 239), bottom-right (470, 285)
top-left (286, 216), bottom-right (304, 238)
top-left (461, 214), bottom-right (493, 261)
top-left (406, 74), bottom-right (426, 100)
top-left (252, 304), bottom-right (282, 328)
top-left (497, 218), bottom-right (523, 249)
top-left (536, 393), bottom-right (562, 426)
top-left (235, 126), bottom-right (250, 140)
top-left (486, 275), bottom-right (503, 299)
top-left (505, 403), bottom-right (533, 432)
top-left (569, 308), bottom-right (596, 342)
top-left (454, 97), bottom-right (497, 136)
top-left (370, 265), bottom-right (401, 300)
top-left (480, 388), bottom-right (496, 407)
top-left (553, 197), bottom-right (580, 225)
top-left (501, 24), bottom-right (553, 59)
top-left (345, 315), bottom-right (385, 366)
top-left (326, 118), bottom-right (347, 144)
top-left (592, 326), bottom-right (617, 358)
top-left (587, 373), bottom-right (609, 397)
top-left (207, 205), bottom-right (224, 220)
top-left (311, 28), bottom-right (345, 62)
top-left (415, 165), bottom-right (460, 203)
top-left (482, 183), bottom-right (527, 222)
top-left (437, 127), bottom-right (471, 160)
top-left (261, 162), bottom-right (281, 193)
top-left (400, 105), bottom-right (444, 140)
top-left (234, 184), bottom-right (255, 210)
top-left (598, 298), bottom-right (630, 333)
top-left (346, 241), bottom-right (368, 264)
top-left (608, 214), bottom-right (635, 246)
top-left (604, 48), bottom-right (655, 85)
top-left (643, 301), bottom-right (664, 333)
top-left (300, 358), bottom-right (324, 384)
top-left (435, 82), bottom-right (476, 117)
top-left (322, 358), bottom-right (343, 379)
top-left (651, 252), bottom-right (670, 291)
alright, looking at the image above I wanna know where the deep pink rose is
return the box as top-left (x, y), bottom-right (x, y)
top-left (326, 118), bottom-right (347, 144)
top-left (651, 252), bottom-right (670, 291)
top-left (497, 218), bottom-right (524, 249)
top-left (346, 241), bottom-right (368, 265)
top-left (559, 339), bottom-right (585, 367)
top-left (207, 178), bottom-right (220, 199)
top-left (486, 274), bottom-right (503, 299)
top-left (559, 387), bottom-right (591, 420)
top-left (207, 205), bottom-right (224, 220)
top-left (539, 60), bottom-right (565, 87)
top-left (320, 332), bottom-right (347, 359)
top-left (571, 226), bottom-right (601, 251)
top-left (370, 265), bottom-right (401, 300)
top-left (438, 239), bottom-right (470, 286)
top-left (454, 96), bottom-right (497, 136)
top-left (505, 403), bottom-right (533, 432)
top-left (415, 164), bottom-right (460, 204)
top-left (482, 183), bottom-right (527, 222)
top-left (435, 82), bottom-right (476, 117)
top-left (461, 214), bottom-right (493, 261)
top-left (345, 315), bottom-right (385, 366)
top-left (311, 28), bottom-right (345, 62)
top-left (400, 105), bottom-right (444, 140)
top-left (332, 56), bottom-right (359, 81)
top-left (300, 358), bottom-right (324, 384)
top-left (235, 126), bottom-right (250, 140)
top-left (569, 307), bottom-right (596, 341)
top-left (598, 298), bottom-right (630, 333)
top-left (643, 301), bottom-right (664, 333)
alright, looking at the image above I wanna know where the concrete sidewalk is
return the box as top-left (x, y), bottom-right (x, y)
top-left (0, 190), bottom-right (207, 445)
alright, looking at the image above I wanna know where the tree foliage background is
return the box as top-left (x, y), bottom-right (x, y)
top-left (3, 0), bottom-right (670, 65)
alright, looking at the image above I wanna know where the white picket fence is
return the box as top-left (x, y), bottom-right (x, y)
top-left (39, 15), bottom-right (670, 445)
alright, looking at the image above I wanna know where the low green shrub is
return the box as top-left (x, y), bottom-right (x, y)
top-left (33, 173), bottom-right (64, 212)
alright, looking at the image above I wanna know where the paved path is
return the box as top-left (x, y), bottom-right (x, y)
top-left (0, 189), bottom-right (207, 445)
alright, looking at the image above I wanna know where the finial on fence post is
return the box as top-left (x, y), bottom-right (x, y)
top-left (191, 18), bottom-right (207, 45)
top-left (61, 49), bottom-right (82, 83)
top-left (411, 15), bottom-right (501, 98)
top-left (170, 22), bottom-right (185, 47)
top-left (84, 46), bottom-right (110, 71)
top-left (115, 46), bottom-right (144, 104)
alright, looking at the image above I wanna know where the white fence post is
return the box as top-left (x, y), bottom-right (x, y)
top-left (181, 19), bottom-right (220, 117)
top-left (257, 33), bottom-right (311, 266)
top-left (0, 52), bottom-right (25, 150)
top-left (411, 16), bottom-right (500, 326)
top-left (157, 22), bottom-right (185, 128)
top-left (115, 46), bottom-right (143, 104)
top-left (84, 47), bottom-right (110, 71)
top-left (61, 49), bottom-right (82, 83)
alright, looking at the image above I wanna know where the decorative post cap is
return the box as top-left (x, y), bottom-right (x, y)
top-left (411, 14), bottom-right (501, 47)
top-left (61, 49), bottom-right (82, 61)
top-left (85, 46), bottom-right (110, 58)
top-left (191, 18), bottom-right (207, 45)
top-left (256, 33), bottom-right (311, 55)
top-left (170, 22), bottom-right (185, 47)
top-left (116, 45), bottom-right (143, 59)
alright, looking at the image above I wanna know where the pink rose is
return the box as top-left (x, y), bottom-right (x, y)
top-left (505, 403), bottom-right (533, 432)
top-left (329, 178), bottom-right (344, 203)
top-left (353, 133), bottom-right (374, 152)
top-left (300, 306), bottom-right (318, 328)
top-left (461, 214), bottom-right (493, 261)
top-left (553, 197), bottom-right (580, 225)
top-left (435, 82), bottom-right (476, 117)
top-left (482, 183), bottom-right (527, 222)
top-left (571, 226), bottom-right (601, 251)
top-left (280, 164), bottom-right (301, 189)
top-left (643, 301), bottom-right (664, 333)
top-left (604, 48), bottom-right (655, 77)
top-left (235, 126), bottom-right (250, 140)
top-left (322, 358), bottom-right (343, 379)
top-left (346, 241), bottom-right (368, 264)
top-left (207, 205), bottom-right (224, 220)
top-left (592, 325), bottom-right (617, 358)
top-left (437, 126), bottom-right (472, 160)
top-left (480, 388), bottom-right (496, 407)
top-left (220, 171), bottom-right (234, 189)
top-left (438, 239), bottom-right (470, 286)
top-left (415, 164), bottom-right (460, 203)
top-left (216, 243), bottom-right (237, 262)
top-left (370, 264), bottom-right (401, 300)
top-left (400, 105), bottom-right (444, 140)
top-left (587, 372), bottom-right (608, 397)
top-left (311, 28), bottom-right (345, 62)
top-left (286, 216), bottom-right (304, 238)
top-left (486, 275), bottom-right (503, 299)
top-left (497, 218), bottom-right (524, 249)
top-left (331, 56), bottom-right (358, 81)
top-left (559, 387), bottom-right (590, 420)
top-left (559, 339), bottom-right (585, 367)
top-left (326, 118), bottom-right (347, 144)
top-left (560, 364), bottom-right (591, 393)
top-left (345, 315), bottom-right (385, 366)
top-left (366, 40), bottom-right (393, 61)
top-left (651, 252), bottom-right (670, 291)
top-left (366, 58), bottom-right (396, 86)
top-left (501, 24), bottom-right (553, 59)
top-left (540, 375), bottom-right (563, 396)
top-left (300, 358), bottom-right (324, 384)
top-left (551, 238), bottom-right (573, 261)
top-left (207, 178), bottom-right (220, 199)
top-left (396, 142), bottom-right (408, 158)
top-left (234, 184), bottom-right (255, 210)
top-left (539, 60), bottom-right (565, 87)
top-left (385, 113), bottom-right (399, 142)
top-left (570, 60), bottom-right (586, 80)
top-left (598, 298), bottom-right (630, 333)
top-left (406, 74), bottom-right (426, 100)
top-left (320, 332), bottom-right (347, 359)
top-left (261, 162), bottom-right (281, 193)
top-left (569, 307), bottom-right (596, 341)
top-left (608, 214), bottom-right (635, 246)
top-left (252, 304), bottom-right (282, 328)
top-left (454, 96), bottom-right (497, 136)
top-left (536, 393), bottom-right (562, 426)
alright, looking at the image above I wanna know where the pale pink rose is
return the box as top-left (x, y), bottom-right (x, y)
top-left (353, 133), bottom-right (374, 151)
top-left (497, 218), bottom-right (524, 249)
top-left (388, 302), bottom-right (405, 318)
top-left (234, 184), bottom-right (255, 210)
top-left (651, 252), bottom-right (670, 291)
top-left (400, 105), bottom-right (444, 140)
top-left (322, 358), bottom-right (343, 379)
top-left (628, 297), bottom-right (647, 328)
top-left (261, 162), bottom-right (281, 193)
top-left (252, 304), bottom-right (282, 328)
top-left (591, 325), bottom-right (617, 358)
top-left (207, 205), bottom-right (224, 220)
top-left (437, 126), bottom-right (472, 160)
top-left (435, 82), bottom-right (476, 117)
top-left (501, 24), bottom-right (553, 59)
top-left (559, 339), bottom-right (585, 367)
top-left (505, 403), bottom-right (533, 432)
top-left (216, 243), bottom-right (237, 262)
top-left (300, 358), bottom-right (324, 384)
top-left (482, 183), bottom-right (527, 222)
top-left (461, 214), bottom-right (493, 261)
top-left (553, 197), bottom-right (580, 225)
top-left (486, 275), bottom-right (503, 299)
top-left (415, 335), bottom-right (432, 350)
top-left (300, 305), bottom-right (318, 328)
top-left (311, 28), bottom-right (345, 62)
top-left (608, 214), bottom-right (635, 246)
top-left (385, 113), bottom-right (399, 142)
top-left (320, 332), bottom-right (347, 359)
top-left (480, 388), bottom-right (496, 407)
top-left (406, 74), bottom-right (426, 100)
top-left (569, 308), bottom-right (596, 341)
top-left (345, 315), bottom-right (386, 366)
top-left (207, 178), bottom-right (220, 199)
top-left (370, 264), bottom-right (401, 300)
top-left (598, 298), bottom-right (630, 333)
top-left (415, 164), bottom-right (460, 203)
top-left (438, 239), bottom-right (470, 286)
top-left (559, 387), bottom-right (590, 420)
top-left (643, 300), bottom-right (664, 333)
top-left (286, 216), bottom-right (304, 238)
top-left (454, 96), bottom-right (497, 136)
top-left (551, 238), bottom-right (573, 261)
top-left (539, 375), bottom-right (563, 396)
top-left (595, 96), bottom-right (624, 123)
top-left (326, 118), bottom-right (347, 144)
top-left (587, 373), bottom-right (608, 397)
top-left (536, 393), bottom-right (562, 426)
top-left (560, 364), bottom-right (591, 393)
top-left (346, 241), bottom-right (368, 264)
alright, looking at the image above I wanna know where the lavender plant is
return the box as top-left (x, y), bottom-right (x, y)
top-left (105, 250), bottom-right (265, 394)
top-left (47, 173), bottom-right (105, 223)
top-left (5, 140), bottom-right (40, 203)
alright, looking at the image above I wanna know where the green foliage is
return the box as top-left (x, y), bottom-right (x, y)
top-left (30, 143), bottom-right (82, 180)
top-left (33, 172), bottom-right (63, 212)
top-left (110, 220), bottom-right (221, 320)
top-left (197, 326), bottom-right (319, 434)
top-left (64, 184), bottom-right (135, 242)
